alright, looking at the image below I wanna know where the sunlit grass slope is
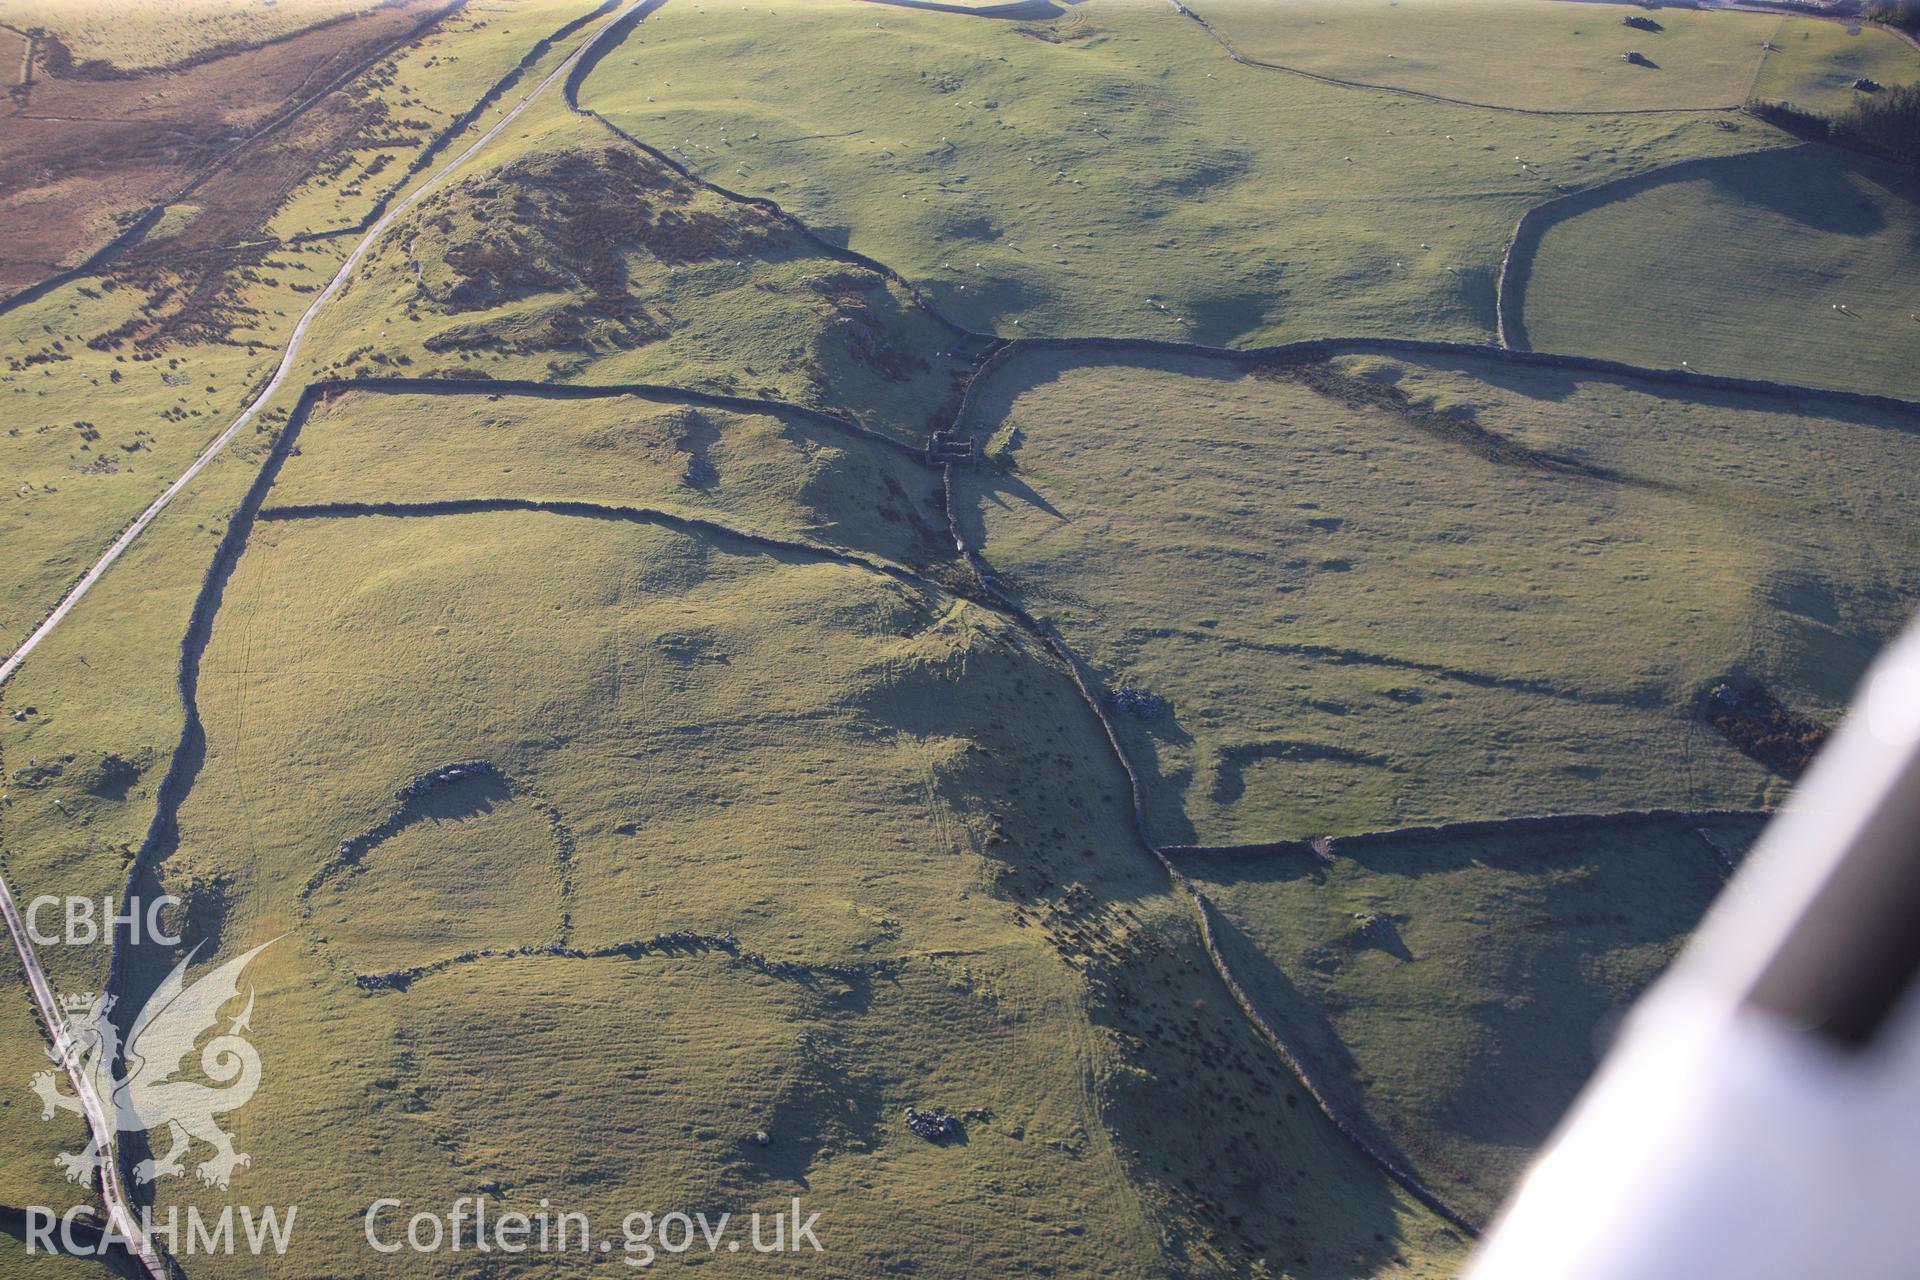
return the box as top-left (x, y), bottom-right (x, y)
top-left (308, 125), bottom-right (972, 441)
top-left (1512, 143), bottom-right (1920, 399)
top-left (0, 449), bottom-right (269, 1231)
top-left (953, 346), bottom-right (1920, 845)
top-left (1190, 0), bottom-right (1782, 112)
top-left (0, 4), bottom-right (608, 645)
top-left (270, 387), bottom-right (954, 567)
top-left (1751, 15), bottom-right (1920, 116)
top-left (263, 0), bottom-right (610, 240)
top-left (576, 0), bottom-right (1781, 345)
top-left (136, 506), bottom-right (1467, 1278)
top-left (0, 0), bottom-right (382, 70)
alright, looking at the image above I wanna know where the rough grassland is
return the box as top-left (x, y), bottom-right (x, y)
top-left (0, 248), bottom-right (334, 643)
top-left (1175, 813), bottom-right (1765, 1225)
top-left (953, 346), bottom-right (1920, 845)
top-left (0, 4), bottom-right (609, 647)
top-left (3, 2), bottom-right (1906, 1274)
top-left (267, 388), bottom-right (954, 567)
top-left (1512, 144), bottom-right (1920, 399)
top-left (1751, 15), bottom-right (1920, 116)
top-left (262, 0), bottom-right (607, 241)
top-left (578, 0), bottom-right (1782, 345)
top-left (135, 507), bottom-right (1465, 1278)
top-left (1189, 0), bottom-right (1784, 112)
top-left (0, 0), bottom-right (449, 297)
top-left (0, 946), bottom-right (95, 1213)
top-left (304, 126), bottom-right (973, 441)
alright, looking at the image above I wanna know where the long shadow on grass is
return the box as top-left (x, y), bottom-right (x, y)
top-left (302, 768), bottom-right (516, 899)
top-left (1188, 817), bottom-right (1750, 1214)
top-left (99, 375), bottom-right (986, 1254)
top-left (1196, 903), bottom-right (1444, 1210)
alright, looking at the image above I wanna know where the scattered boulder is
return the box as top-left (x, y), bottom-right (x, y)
top-left (396, 759), bottom-right (497, 803)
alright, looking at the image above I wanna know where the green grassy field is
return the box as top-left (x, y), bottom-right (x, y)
top-left (268, 387), bottom-right (954, 565)
top-left (1511, 142), bottom-right (1920, 398)
top-left (1174, 812), bottom-right (1765, 1225)
top-left (575, 0), bottom-right (1781, 346)
top-left (1751, 15), bottom-right (1920, 116)
top-left (0, 947), bottom-right (96, 1213)
top-left (0, 246), bottom-right (341, 645)
top-left (0, 1241), bottom-right (112, 1280)
top-left (5, 2), bottom-right (1916, 1274)
top-left (0, 3), bottom-right (618, 649)
top-left (953, 345), bottom-right (1920, 846)
top-left (1189, 0), bottom-right (1785, 112)
top-left (0, 427), bottom-right (270, 1235)
top-left (123, 482), bottom-right (1466, 1276)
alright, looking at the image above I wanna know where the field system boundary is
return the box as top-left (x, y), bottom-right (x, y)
top-left (944, 334), bottom-right (1920, 435)
top-left (1161, 807), bottom-right (1773, 863)
top-left (6, 0), bottom-right (1914, 1264)
top-left (1493, 141), bottom-right (1820, 350)
top-left (290, 373), bottom-right (930, 456)
top-left (942, 470), bottom-right (1488, 1234)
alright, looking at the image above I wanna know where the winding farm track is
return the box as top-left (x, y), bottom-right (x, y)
top-left (286, 0), bottom-right (625, 246)
top-left (3, 0), bottom-right (1901, 1260)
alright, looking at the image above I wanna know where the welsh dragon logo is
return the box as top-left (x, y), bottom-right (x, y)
top-left (31, 940), bottom-right (275, 1190)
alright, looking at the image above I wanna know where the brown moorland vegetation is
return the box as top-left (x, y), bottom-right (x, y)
top-left (0, 0), bottom-right (453, 300)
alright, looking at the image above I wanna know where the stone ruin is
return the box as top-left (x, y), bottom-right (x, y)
top-left (904, 1107), bottom-right (964, 1142)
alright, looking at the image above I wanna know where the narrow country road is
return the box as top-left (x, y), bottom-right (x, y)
top-left (0, 873), bottom-right (164, 1278)
top-left (0, 5), bottom-right (652, 1275)
top-left (0, 0), bottom-right (644, 689)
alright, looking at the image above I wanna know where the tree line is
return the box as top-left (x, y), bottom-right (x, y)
top-left (1865, 0), bottom-right (1920, 36)
top-left (1748, 83), bottom-right (1920, 168)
